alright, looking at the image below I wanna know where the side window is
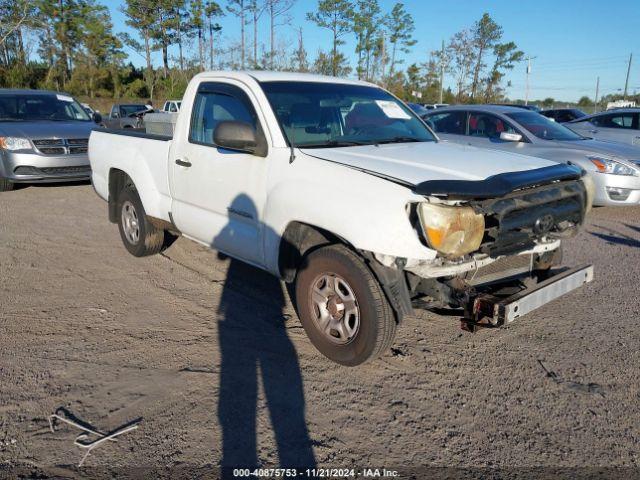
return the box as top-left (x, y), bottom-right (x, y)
top-left (609, 113), bottom-right (634, 128)
top-left (168, 102), bottom-right (177, 112)
top-left (426, 111), bottom-right (466, 134)
top-left (189, 84), bottom-right (257, 146)
top-left (594, 113), bottom-right (634, 129)
top-left (468, 112), bottom-right (516, 138)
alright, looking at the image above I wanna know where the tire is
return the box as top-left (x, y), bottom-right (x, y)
top-left (295, 244), bottom-right (397, 366)
top-left (0, 176), bottom-right (14, 192)
top-left (116, 186), bottom-right (165, 257)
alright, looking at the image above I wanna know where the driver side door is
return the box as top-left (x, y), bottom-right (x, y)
top-left (169, 81), bottom-right (269, 267)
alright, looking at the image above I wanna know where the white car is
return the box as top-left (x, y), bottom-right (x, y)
top-left (89, 72), bottom-right (594, 366)
top-left (161, 100), bottom-right (181, 113)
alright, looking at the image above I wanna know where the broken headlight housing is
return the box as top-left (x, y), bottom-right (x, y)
top-left (417, 203), bottom-right (485, 258)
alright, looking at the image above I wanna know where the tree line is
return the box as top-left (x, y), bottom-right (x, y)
top-left (0, 0), bottom-right (525, 104)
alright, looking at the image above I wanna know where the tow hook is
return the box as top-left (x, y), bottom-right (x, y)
top-left (461, 294), bottom-right (502, 332)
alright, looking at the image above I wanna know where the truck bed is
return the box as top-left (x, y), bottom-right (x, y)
top-left (89, 129), bottom-right (173, 223)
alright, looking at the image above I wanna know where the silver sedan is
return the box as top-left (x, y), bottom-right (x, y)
top-left (422, 105), bottom-right (640, 206)
top-left (566, 108), bottom-right (640, 146)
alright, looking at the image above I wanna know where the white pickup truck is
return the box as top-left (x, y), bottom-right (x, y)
top-left (89, 71), bottom-right (595, 366)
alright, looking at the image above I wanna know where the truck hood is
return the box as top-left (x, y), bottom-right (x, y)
top-left (545, 138), bottom-right (640, 163)
top-left (300, 140), bottom-right (558, 185)
top-left (0, 121), bottom-right (96, 140)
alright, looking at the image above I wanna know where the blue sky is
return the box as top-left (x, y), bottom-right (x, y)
top-left (103, 0), bottom-right (640, 102)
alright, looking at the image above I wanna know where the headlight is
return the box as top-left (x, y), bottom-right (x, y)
top-left (589, 156), bottom-right (638, 176)
top-left (417, 203), bottom-right (485, 257)
top-left (0, 137), bottom-right (32, 151)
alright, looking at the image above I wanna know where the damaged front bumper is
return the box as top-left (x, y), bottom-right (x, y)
top-left (469, 264), bottom-right (594, 327)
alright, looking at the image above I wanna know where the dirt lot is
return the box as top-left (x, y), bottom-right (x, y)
top-left (1, 183), bottom-right (640, 478)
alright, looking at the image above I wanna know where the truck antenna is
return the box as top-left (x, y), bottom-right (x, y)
top-left (289, 126), bottom-right (296, 164)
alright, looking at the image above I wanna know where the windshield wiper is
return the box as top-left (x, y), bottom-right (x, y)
top-left (375, 136), bottom-right (424, 145)
top-left (300, 140), bottom-right (371, 148)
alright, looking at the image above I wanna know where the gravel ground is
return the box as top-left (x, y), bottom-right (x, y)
top-left (1, 183), bottom-right (639, 479)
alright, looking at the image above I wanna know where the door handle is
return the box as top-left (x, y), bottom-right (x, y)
top-left (175, 159), bottom-right (192, 167)
top-left (589, 129), bottom-right (598, 134)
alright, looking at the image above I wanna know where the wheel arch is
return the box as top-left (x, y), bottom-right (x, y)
top-left (108, 168), bottom-right (133, 223)
top-left (278, 221), bottom-right (349, 283)
top-left (277, 221), bottom-right (413, 323)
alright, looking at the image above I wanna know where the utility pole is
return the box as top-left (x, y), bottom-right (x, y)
top-left (439, 39), bottom-right (445, 104)
top-left (594, 76), bottom-right (600, 113)
top-left (524, 55), bottom-right (537, 106)
top-left (623, 53), bottom-right (633, 100)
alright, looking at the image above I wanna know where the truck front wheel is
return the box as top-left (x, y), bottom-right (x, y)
top-left (116, 186), bottom-right (165, 257)
top-left (0, 176), bottom-right (14, 192)
top-left (295, 245), bottom-right (397, 366)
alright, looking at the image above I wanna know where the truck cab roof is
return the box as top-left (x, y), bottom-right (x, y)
top-left (194, 70), bottom-right (374, 87)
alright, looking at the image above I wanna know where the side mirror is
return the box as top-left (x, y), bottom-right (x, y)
top-left (500, 131), bottom-right (523, 142)
top-left (112, 112), bottom-right (120, 118)
top-left (92, 112), bottom-right (102, 124)
top-left (214, 121), bottom-right (267, 156)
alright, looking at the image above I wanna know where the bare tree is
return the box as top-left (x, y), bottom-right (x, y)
top-left (205, 2), bottom-right (224, 70)
top-left (227, 0), bottom-right (250, 69)
top-left (265, 0), bottom-right (295, 70)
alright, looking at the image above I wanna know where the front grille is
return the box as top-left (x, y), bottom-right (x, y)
top-left (474, 181), bottom-right (586, 257)
top-left (38, 147), bottom-right (66, 155)
top-left (33, 139), bottom-right (64, 147)
top-left (13, 165), bottom-right (91, 176)
top-left (32, 138), bottom-right (89, 156)
top-left (67, 138), bottom-right (89, 146)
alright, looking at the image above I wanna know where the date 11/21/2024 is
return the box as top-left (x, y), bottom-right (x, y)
top-left (231, 468), bottom-right (400, 478)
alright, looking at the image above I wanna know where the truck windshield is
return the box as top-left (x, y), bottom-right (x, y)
top-left (260, 81), bottom-right (435, 147)
top-left (0, 94), bottom-right (91, 122)
top-left (506, 111), bottom-right (584, 141)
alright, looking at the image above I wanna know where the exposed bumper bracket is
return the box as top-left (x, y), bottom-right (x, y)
top-left (463, 264), bottom-right (594, 330)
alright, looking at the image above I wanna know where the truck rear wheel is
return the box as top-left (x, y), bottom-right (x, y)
top-left (116, 186), bottom-right (165, 257)
top-left (295, 244), bottom-right (397, 366)
top-left (0, 176), bottom-right (14, 192)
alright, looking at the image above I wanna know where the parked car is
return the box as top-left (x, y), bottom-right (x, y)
top-left (103, 103), bottom-right (149, 129)
top-left (567, 108), bottom-right (640, 146)
top-left (422, 103), bottom-right (449, 110)
top-left (423, 105), bottom-right (640, 206)
top-left (491, 103), bottom-right (542, 112)
top-left (161, 100), bottom-right (181, 113)
top-left (407, 102), bottom-right (429, 116)
top-left (81, 103), bottom-right (96, 116)
top-left (89, 72), bottom-right (593, 366)
top-left (0, 89), bottom-right (101, 192)
top-left (541, 108), bottom-right (586, 123)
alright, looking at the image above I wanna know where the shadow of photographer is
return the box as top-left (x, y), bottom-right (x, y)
top-left (214, 194), bottom-right (316, 474)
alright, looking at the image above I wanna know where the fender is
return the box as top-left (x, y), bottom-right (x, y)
top-left (262, 154), bottom-right (436, 276)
